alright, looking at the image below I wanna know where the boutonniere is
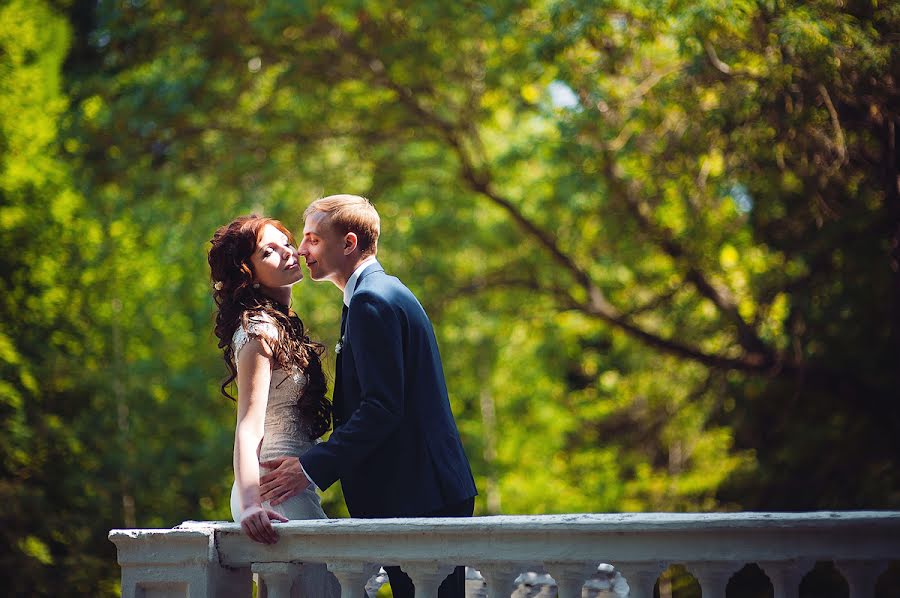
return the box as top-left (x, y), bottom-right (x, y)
top-left (335, 335), bottom-right (344, 354)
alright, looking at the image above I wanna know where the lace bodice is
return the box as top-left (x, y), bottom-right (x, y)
top-left (232, 313), bottom-right (317, 459)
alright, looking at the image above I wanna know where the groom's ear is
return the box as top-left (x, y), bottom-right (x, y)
top-left (343, 232), bottom-right (358, 255)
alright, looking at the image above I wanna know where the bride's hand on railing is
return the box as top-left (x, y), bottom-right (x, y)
top-left (239, 504), bottom-right (288, 545)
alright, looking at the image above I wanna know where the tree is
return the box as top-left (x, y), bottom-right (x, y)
top-left (72, 0), bottom-right (898, 510)
top-left (0, 1), bottom-right (119, 593)
top-left (3, 0), bottom-right (898, 593)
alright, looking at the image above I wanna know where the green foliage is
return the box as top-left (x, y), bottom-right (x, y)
top-left (1, 0), bottom-right (898, 593)
top-left (0, 1), bottom-right (117, 594)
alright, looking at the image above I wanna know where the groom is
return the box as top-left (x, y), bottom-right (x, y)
top-left (260, 194), bottom-right (477, 598)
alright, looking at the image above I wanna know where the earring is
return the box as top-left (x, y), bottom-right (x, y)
top-left (252, 282), bottom-right (260, 289)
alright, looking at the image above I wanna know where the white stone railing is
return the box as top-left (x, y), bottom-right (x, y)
top-left (109, 512), bottom-right (900, 598)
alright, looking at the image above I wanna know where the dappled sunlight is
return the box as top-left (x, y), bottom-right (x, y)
top-left (3, 0), bottom-right (898, 594)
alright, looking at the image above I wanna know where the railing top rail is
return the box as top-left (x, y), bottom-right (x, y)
top-left (109, 512), bottom-right (900, 568)
top-left (111, 510), bottom-right (900, 536)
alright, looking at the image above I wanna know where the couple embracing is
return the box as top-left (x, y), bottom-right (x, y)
top-left (208, 194), bottom-right (477, 597)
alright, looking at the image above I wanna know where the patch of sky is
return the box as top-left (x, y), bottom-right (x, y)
top-left (548, 81), bottom-right (579, 109)
top-left (730, 182), bottom-right (754, 213)
top-left (91, 30), bottom-right (111, 48)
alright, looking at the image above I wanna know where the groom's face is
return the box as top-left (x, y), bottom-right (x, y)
top-left (299, 212), bottom-right (348, 283)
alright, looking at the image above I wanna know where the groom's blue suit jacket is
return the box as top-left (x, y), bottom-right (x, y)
top-left (300, 264), bottom-right (477, 518)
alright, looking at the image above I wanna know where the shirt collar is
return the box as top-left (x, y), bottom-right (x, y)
top-left (343, 257), bottom-right (378, 307)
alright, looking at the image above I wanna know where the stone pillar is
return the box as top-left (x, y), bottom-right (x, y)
top-left (614, 561), bottom-right (665, 598)
top-left (758, 560), bottom-right (813, 598)
top-left (327, 559), bottom-right (380, 598)
top-left (479, 563), bottom-right (522, 598)
top-left (836, 560), bottom-right (888, 598)
top-left (545, 561), bottom-right (597, 598)
top-left (690, 563), bottom-right (738, 598)
top-left (402, 562), bottom-right (456, 598)
top-left (252, 563), bottom-right (303, 598)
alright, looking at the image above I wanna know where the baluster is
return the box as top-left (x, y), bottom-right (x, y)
top-left (327, 560), bottom-right (380, 598)
top-left (836, 560), bottom-right (888, 598)
top-left (465, 568), bottom-right (488, 598)
top-left (252, 563), bottom-right (302, 598)
top-left (690, 563), bottom-right (739, 598)
top-left (759, 560), bottom-right (813, 598)
top-left (479, 563), bottom-right (522, 598)
top-left (545, 561), bottom-right (597, 598)
top-left (402, 562), bottom-right (456, 598)
top-left (613, 561), bottom-right (666, 598)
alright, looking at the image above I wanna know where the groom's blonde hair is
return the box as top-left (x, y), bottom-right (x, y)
top-left (304, 194), bottom-right (380, 257)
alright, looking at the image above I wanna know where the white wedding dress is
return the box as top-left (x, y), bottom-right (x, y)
top-left (229, 314), bottom-right (340, 597)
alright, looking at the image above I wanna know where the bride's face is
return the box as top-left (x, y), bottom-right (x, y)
top-left (249, 224), bottom-right (303, 291)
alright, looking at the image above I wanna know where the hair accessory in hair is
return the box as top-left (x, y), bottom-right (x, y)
top-left (213, 281), bottom-right (223, 290)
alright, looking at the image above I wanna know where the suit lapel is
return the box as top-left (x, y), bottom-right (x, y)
top-left (343, 262), bottom-right (383, 345)
top-left (333, 304), bottom-right (349, 425)
top-left (334, 263), bottom-right (382, 426)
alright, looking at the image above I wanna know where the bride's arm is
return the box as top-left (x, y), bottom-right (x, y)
top-left (234, 336), bottom-right (287, 544)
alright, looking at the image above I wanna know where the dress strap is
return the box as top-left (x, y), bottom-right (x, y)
top-left (232, 314), bottom-right (279, 361)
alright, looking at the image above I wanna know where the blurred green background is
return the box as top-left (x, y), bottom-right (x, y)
top-left (1, 0), bottom-right (898, 595)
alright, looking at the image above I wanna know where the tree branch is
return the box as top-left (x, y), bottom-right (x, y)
top-left (602, 156), bottom-right (775, 364)
top-left (619, 284), bottom-right (686, 319)
top-left (704, 39), bottom-right (733, 75)
top-left (330, 18), bottom-right (779, 374)
top-left (817, 83), bottom-right (848, 166)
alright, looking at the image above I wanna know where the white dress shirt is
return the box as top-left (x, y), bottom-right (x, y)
top-left (344, 256), bottom-right (378, 306)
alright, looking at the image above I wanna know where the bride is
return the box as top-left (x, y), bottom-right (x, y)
top-left (207, 215), bottom-right (340, 594)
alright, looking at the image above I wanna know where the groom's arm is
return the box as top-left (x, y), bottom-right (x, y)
top-left (299, 291), bottom-right (406, 491)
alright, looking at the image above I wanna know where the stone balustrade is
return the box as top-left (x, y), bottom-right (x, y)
top-left (109, 512), bottom-right (900, 598)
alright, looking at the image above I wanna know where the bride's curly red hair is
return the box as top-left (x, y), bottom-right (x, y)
top-left (208, 215), bottom-right (331, 439)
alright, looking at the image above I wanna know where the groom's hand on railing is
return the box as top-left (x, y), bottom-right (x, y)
top-left (240, 504), bottom-right (288, 545)
top-left (259, 456), bottom-right (311, 506)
